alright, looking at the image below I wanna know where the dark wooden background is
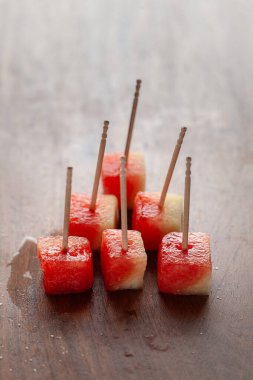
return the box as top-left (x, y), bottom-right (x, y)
top-left (0, 1), bottom-right (252, 379)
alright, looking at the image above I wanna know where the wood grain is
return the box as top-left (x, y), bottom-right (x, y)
top-left (0, 1), bottom-right (253, 379)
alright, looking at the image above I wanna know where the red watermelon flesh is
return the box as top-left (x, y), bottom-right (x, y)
top-left (158, 232), bottom-right (212, 295)
top-left (101, 152), bottom-right (145, 209)
top-left (69, 193), bottom-right (118, 251)
top-left (37, 236), bottom-right (93, 294)
top-left (132, 192), bottom-right (183, 250)
top-left (101, 229), bottom-right (147, 291)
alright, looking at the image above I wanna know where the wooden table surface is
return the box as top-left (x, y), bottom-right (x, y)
top-left (0, 1), bottom-right (252, 379)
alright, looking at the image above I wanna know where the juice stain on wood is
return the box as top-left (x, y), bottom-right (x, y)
top-left (7, 237), bottom-right (39, 311)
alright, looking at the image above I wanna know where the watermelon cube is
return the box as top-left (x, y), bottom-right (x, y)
top-left (69, 193), bottom-right (118, 251)
top-left (101, 229), bottom-right (147, 291)
top-left (101, 152), bottom-right (145, 209)
top-left (132, 192), bottom-right (183, 250)
top-left (37, 236), bottom-right (93, 294)
top-left (158, 232), bottom-right (212, 295)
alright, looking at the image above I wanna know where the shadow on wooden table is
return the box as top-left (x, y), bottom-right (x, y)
top-left (159, 293), bottom-right (209, 319)
top-left (106, 289), bottom-right (143, 316)
top-left (147, 249), bottom-right (209, 320)
top-left (45, 290), bottom-right (92, 314)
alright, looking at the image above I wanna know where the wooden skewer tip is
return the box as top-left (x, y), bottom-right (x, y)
top-left (135, 80), bottom-right (142, 93)
top-left (101, 121), bottom-right (109, 139)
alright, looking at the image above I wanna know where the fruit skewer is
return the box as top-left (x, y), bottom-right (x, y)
top-left (101, 156), bottom-right (147, 291)
top-left (132, 127), bottom-right (187, 250)
top-left (158, 157), bottom-right (212, 295)
top-left (69, 121), bottom-right (118, 251)
top-left (37, 167), bottom-right (94, 294)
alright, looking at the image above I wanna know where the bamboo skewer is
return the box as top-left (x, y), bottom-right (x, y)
top-left (90, 121), bottom-right (109, 211)
top-left (120, 156), bottom-right (128, 251)
top-left (182, 157), bottom-right (192, 251)
top-left (159, 127), bottom-right (187, 208)
top-left (62, 166), bottom-right (73, 251)
top-left (124, 79), bottom-right (142, 161)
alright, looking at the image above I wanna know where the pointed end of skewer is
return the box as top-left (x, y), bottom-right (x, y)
top-left (102, 120), bottom-right (109, 136)
top-left (135, 79), bottom-right (142, 96)
top-left (186, 156), bottom-right (192, 168)
top-left (178, 127), bottom-right (187, 144)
